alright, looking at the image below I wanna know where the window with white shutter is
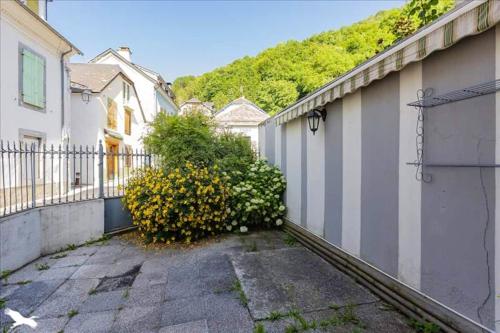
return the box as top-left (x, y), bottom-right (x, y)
top-left (20, 46), bottom-right (45, 109)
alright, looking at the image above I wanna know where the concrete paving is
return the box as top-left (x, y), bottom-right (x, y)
top-left (0, 230), bottom-right (416, 332)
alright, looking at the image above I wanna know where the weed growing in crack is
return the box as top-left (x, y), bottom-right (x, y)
top-left (1, 270), bottom-right (12, 282)
top-left (283, 234), bottom-right (297, 246)
top-left (408, 319), bottom-right (441, 333)
top-left (64, 244), bottom-right (77, 251)
top-left (36, 263), bottom-right (50, 271)
top-left (15, 280), bottom-right (31, 285)
top-left (253, 323), bottom-right (266, 333)
top-left (67, 309), bottom-right (78, 318)
top-left (231, 279), bottom-right (248, 306)
top-left (122, 288), bottom-right (130, 299)
top-left (50, 253), bottom-right (68, 260)
top-left (85, 235), bottom-right (110, 247)
top-left (267, 311), bottom-right (287, 321)
top-left (88, 288), bottom-right (97, 295)
top-left (0, 298), bottom-right (6, 309)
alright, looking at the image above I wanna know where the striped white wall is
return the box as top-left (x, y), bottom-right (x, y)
top-left (494, 24), bottom-right (500, 333)
top-left (275, 125), bottom-right (282, 169)
top-left (285, 119), bottom-right (302, 224)
top-left (398, 62), bottom-right (422, 289)
top-left (341, 91), bottom-right (362, 256)
top-left (259, 125), bottom-right (266, 159)
top-left (307, 120), bottom-right (325, 236)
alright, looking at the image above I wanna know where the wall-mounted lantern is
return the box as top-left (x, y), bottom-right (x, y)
top-left (81, 89), bottom-right (92, 104)
top-left (307, 108), bottom-right (327, 135)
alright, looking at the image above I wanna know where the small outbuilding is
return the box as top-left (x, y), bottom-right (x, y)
top-left (214, 97), bottom-right (269, 150)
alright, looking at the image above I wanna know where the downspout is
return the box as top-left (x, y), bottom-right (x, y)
top-left (61, 47), bottom-right (73, 142)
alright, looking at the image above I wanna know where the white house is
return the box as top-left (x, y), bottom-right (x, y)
top-left (179, 98), bottom-right (215, 117)
top-left (214, 97), bottom-right (269, 149)
top-left (69, 63), bottom-right (146, 180)
top-left (89, 47), bottom-right (178, 122)
top-left (0, 0), bottom-right (81, 146)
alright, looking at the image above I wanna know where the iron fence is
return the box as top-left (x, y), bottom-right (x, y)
top-left (0, 140), bottom-right (156, 217)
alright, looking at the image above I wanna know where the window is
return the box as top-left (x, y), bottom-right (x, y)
top-left (20, 46), bottom-right (45, 109)
top-left (124, 107), bottom-right (132, 135)
top-left (123, 82), bottom-right (130, 105)
top-left (107, 98), bottom-right (117, 130)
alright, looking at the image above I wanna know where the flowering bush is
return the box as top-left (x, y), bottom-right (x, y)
top-left (227, 159), bottom-right (286, 231)
top-left (122, 162), bottom-right (230, 244)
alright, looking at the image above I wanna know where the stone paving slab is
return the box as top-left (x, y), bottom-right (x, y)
top-left (1, 231), bottom-right (416, 333)
top-left (232, 247), bottom-right (378, 319)
top-left (159, 319), bottom-right (209, 333)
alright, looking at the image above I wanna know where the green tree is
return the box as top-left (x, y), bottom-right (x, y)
top-left (173, 1), bottom-right (454, 115)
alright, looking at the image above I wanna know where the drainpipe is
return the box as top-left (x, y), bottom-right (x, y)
top-left (61, 47), bottom-right (73, 142)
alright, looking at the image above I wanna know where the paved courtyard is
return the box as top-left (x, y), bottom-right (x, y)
top-left (1, 231), bottom-right (416, 333)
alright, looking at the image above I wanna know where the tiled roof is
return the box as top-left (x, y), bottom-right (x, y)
top-left (215, 97), bottom-right (269, 125)
top-left (68, 64), bottom-right (126, 93)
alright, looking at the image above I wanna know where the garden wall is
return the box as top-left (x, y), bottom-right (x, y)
top-left (259, 26), bottom-right (500, 332)
top-left (0, 199), bottom-right (104, 271)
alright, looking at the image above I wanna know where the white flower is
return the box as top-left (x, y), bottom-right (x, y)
top-left (232, 220), bottom-right (238, 226)
top-left (279, 205), bottom-right (285, 211)
top-left (226, 208), bottom-right (231, 213)
top-left (276, 219), bottom-right (283, 226)
top-left (240, 226), bottom-right (248, 233)
top-left (226, 225), bottom-right (233, 231)
top-left (264, 217), bottom-right (270, 222)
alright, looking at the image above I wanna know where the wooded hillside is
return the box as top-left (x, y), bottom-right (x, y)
top-left (173, 0), bottom-right (453, 115)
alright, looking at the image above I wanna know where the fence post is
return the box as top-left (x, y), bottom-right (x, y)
top-left (98, 140), bottom-right (104, 198)
top-left (31, 143), bottom-right (36, 208)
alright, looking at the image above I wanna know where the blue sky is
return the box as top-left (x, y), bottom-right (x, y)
top-left (49, 1), bottom-right (404, 82)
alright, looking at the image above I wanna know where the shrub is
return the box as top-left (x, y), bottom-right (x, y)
top-left (228, 159), bottom-right (286, 231)
top-left (123, 163), bottom-right (230, 244)
top-left (215, 132), bottom-right (256, 184)
top-left (143, 113), bottom-right (255, 174)
top-left (143, 113), bottom-right (217, 169)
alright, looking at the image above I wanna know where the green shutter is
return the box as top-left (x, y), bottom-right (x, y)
top-left (22, 49), bottom-right (45, 108)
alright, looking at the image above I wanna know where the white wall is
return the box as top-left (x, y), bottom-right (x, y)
top-left (71, 76), bottom-right (145, 150)
top-left (285, 118), bottom-right (302, 224)
top-left (224, 125), bottom-right (260, 151)
top-left (398, 62), bottom-right (422, 289)
top-left (95, 53), bottom-right (176, 122)
top-left (495, 24), bottom-right (500, 333)
top-left (0, 199), bottom-right (104, 271)
top-left (341, 91), bottom-right (362, 256)
top-left (306, 120), bottom-right (325, 236)
top-left (0, 9), bottom-right (70, 145)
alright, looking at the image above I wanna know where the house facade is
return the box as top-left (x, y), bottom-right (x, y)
top-left (0, 0), bottom-right (80, 146)
top-left (90, 47), bottom-right (178, 122)
top-left (179, 98), bottom-right (215, 117)
top-left (215, 97), bottom-right (269, 149)
top-left (259, 1), bottom-right (500, 331)
top-left (69, 63), bottom-right (145, 180)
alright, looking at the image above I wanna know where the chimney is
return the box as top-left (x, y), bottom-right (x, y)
top-left (117, 47), bottom-right (132, 62)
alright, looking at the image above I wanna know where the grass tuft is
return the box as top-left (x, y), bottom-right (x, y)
top-left (283, 234), bottom-right (297, 246)
top-left (253, 323), bottom-right (266, 333)
top-left (408, 319), bottom-right (442, 333)
top-left (1, 270), bottom-right (12, 282)
top-left (0, 298), bottom-right (6, 309)
top-left (36, 263), bottom-right (50, 271)
top-left (231, 279), bottom-right (248, 306)
top-left (50, 253), bottom-right (68, 260)
top-left (16, 280), bottom-right (32, 285)
top-left (67, 309), bottom-right (78, 318)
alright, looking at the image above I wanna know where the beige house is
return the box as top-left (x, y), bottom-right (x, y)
top-left (214, 97), bottom-right (269, 149)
